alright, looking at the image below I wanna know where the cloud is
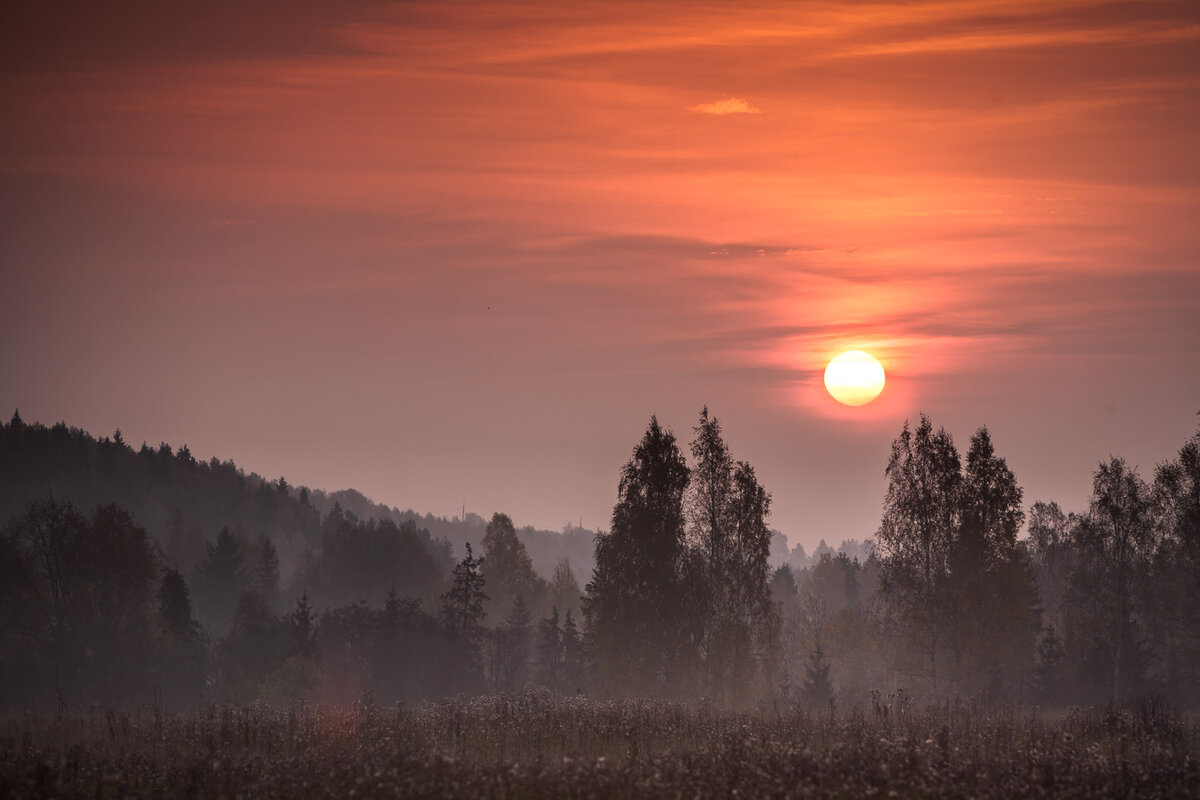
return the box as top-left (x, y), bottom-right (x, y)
top-left (833, 21), bottom-right (1200, 60)
top-left (0, 0), bottom-right (388, 71)
top-left (689, 97), bottom-right (761, 115)
top-left (557, 234), bottom-right (792, 260)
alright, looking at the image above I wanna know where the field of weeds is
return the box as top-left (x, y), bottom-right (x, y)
top-left (2, 694), bottom-right (1197, 798)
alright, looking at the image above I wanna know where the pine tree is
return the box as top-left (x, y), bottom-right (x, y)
top-left (441, 543), bottom-right (487, 687)
top-left (442, 543), bottom-right (487, 636)
top-left (385, 585), bottom-right (402, 617)
top-left (585, 416), bottom-right (690, 697)
top-left (562, 608), bottom-right (585, 693)
top-left (253, 533), bottom-right (281, 611)
top-left (498, 596), bottom-right (533, 690)
top-left (947, 427), bottom-right (1034, 697)
top-left (480, 513), bottom-right (541, 622)
top-left (196, 527), bottom-right (246, 633)
top-left (155, 567), bottom-right (205, 706)
top-left (536, 607), bottom-right (563, 690)
top-left (289, 592), bottom-right (315, 658)
top-left (158, 567), bottom-right (198, 638)
top-left (687, 406), bottom-right (736, 700)
top-left (802, 640), bottom-right (833, 707)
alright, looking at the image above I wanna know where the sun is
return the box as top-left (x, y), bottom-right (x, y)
top-left (824, 351), bottom-right (886, 406)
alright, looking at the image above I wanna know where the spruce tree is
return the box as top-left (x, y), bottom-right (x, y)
top-left (562, 609), bottom-right (584, 693)
top-left (441, 543), bottom-right (487, 688)
top-left (500, 596), bottom-right (533, 690)
top-left (253, 533), bottom-right (281, 610)
top-left (802, 641), bottom-right (833, 707)
top-left (290, 592), bottom-right (315, 658)
top-left (536, 607), bottom-right (563, 690)
top-left (585, 416), bottom-right (690, 697)
top-left (158, 567), bottom-right (198, 638)
top-left (196, 527), bottom-right (246, 633)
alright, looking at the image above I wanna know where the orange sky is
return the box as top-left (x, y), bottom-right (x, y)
top-left (3, 0), bottom-right (1199, 549)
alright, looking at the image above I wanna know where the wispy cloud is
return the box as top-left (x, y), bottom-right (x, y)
top-left (834, 21), bottom-right (1200, 59)
top-left (689, 97), bottom-right (761, 115)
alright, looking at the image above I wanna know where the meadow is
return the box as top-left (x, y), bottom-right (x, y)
top-left (2, 694), bottom-right (1197, 798)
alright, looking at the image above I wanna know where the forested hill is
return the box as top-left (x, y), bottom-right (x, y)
top-left (0, 411), bottom-right (596, 582)
top-left (1, 412), bottom-right (317, 549)
top-left (304, 488), bottom-right (598, 581)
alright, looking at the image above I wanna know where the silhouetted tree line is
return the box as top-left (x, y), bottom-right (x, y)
top-left (1, 408), bottom-right (1198, 710)
top-left (0, 412), bottom-right (326, 558)
top-left (0, 412), bottom-right (592, 709)
top-left (771, 415), bottom-right (1200, 709)
top-left (0, 495), bottom-right (589, 709)
top-left (585, 409), bottom-right (778, 706)
top-left (303, 488), bottom-right (597, 581)
top-left (0, 412), bottom-right (588, 614)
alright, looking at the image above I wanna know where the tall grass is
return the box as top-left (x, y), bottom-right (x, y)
top-left (2, 694), bottom-right (1196, 798)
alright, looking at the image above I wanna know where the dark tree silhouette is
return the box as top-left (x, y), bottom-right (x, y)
top-left (687, 407), bottom-right (737, 699)
top-left (492, 595), bottom-right (532, 691)
top-left (727, 459), bottom-right (778, 703)
top-left (289, 592), bottom-right (316, 659)
top-left (536, 606), bottom-right (563, 690)
top-left (481, 513), bottom-right (543, 621)
top-left (550, 558), bottom-right (582, 619)
top-left (946, 427), bottom-right (1036, 698)
top-left (441, 543), bottom-right (487, 690)
top-left (1148, 427), bottom-right (1200, 703)
top-left (877, 415), bottom-right (962, 693)
top-left (217, 591), bottom-right (288, 703)
top-left (561, 608), bottom-right (585, 693)
top-left (154, 567), bottom-right (205, 706)
top-left (1076, 457), bottom-right (1153, 704)
top-left (585, 416), bottom-right (691, 698)
top-left (299, 516), bottom-right (441, 611)
top-left (802, 640), bottom-right (834, 707)
top-left (158, 567), bottom-right (197, 638)
top-left (252, 533), bottom-right (281, 611)
top-left (1027, 501), bottom-right (1073, 633)
top-left (195, 527), bottom-right (247, 634)
top-left (0, 498), bottom-right (156, 707)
